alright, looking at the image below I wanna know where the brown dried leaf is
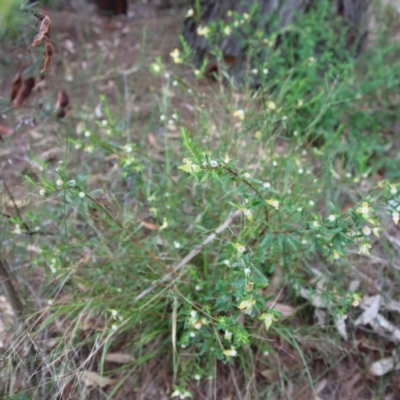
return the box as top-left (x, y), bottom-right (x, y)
top-left (55, 89), bottom-right (69, 109)
top-left (266, 302), bottom-right (295, 317)
top-left (369, 357), bottom-right (398, 376)
top-left (141, 221), bottom-right (159, 231)
top-left (79, 371), bottom-right (115, 388)
top-left (10, 70), bottom-right (22, 102)
top-left (56, 109), bottom-right (66, 118)
top-left (13, 78), bottom-right (35, 107)
top-left (104, 353), bottom-right (135, 364)
top-left (41, 40), bottom-right (54, 73)
top-left (0, 124), bottom-right (12, 138)
top-left (32, 14), bottom-right (51, 48)
top-left (147, 133), bottom-right (162, 151)
top-left (260, 369), bottom-right (279, 382)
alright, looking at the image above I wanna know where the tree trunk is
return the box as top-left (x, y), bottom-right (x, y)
top-left (93, 0), bottom-right (128, 15)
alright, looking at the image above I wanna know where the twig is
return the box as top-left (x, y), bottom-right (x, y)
top-left (0, 258), bottom-right (24, 325)
top-left (134, 210), bottom-right (242, 302)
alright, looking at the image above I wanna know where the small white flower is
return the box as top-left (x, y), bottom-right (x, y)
top-left (263, 182), bottom-right (271, 189)
top-left (111, 324), bottom-right (118, 330)
top-left (297, 99), bottom-right (303, 108)
top-left (164, 72), bottom-right (170, 79)
top-left (190, 331), bottom-right (196, 338)
top-left (160, 115), bottom-right (165, 121)
top-left (110, 309), bottom-right (118, 318)
top-left (195, 285), bottom-right (201, 291)
top-left (101, 120), bottom-right (108, 126)
top-left (390, 185), bottom-right (397, 195)
top-left (313, 221), bottom-right (319, 228)
top-left (194, 322), bottom-right (202, 330)
top-left (56, 179), bottom-right (63, 187)
top-left (172, 80), bottom-right (178, 86)
top-left (223, 259), bottom-right (231, 267)
top-left (251, 68), bottom-right (258, 74)
top-left (84, 130), bottom-right (91, 137)
top-left (74, 143), bottom-right (82, 149)
top-left (151, 63), bottom-right (161, 73)
top-left (266, 101), bottom-right (276, 110)
top-left (168, 119), bottom-right (175, 126)
top-left (298, 168), bottom-right (304, 174)
top-left (194, 69), bottom-right (201, 77)
top-left (233, 109), bottom-right (245, 120)
top-left (266, 199), bottom-right (280, 210)
top-left (210, 160), bottom-right (218, 168)
top-left (14, 224), bottom-right (22, 235)
top-left (186, 8), bottom-right (194, 17)
top-left (346, 172), bottom-right (352, 178)
top-left (159, 218), bottom-right (168, 230)
top-left (308, 56), bottom-right (315, 65)
top-left (297, 207), bottom-right (302, 212)
top-left (194, 374), bottom-right (200, 380)
top-left (197, 25), bottom-right (210, 37)
top-left (124, 145), bottom-right (133, 153)
top-left (282, 115), bottom-right (288, 121)
top-left (78, 192), bottom-right (85, 198)
top-left (242, 172), bottom-right (250, 179)
top-left (309, 200), bottom-right (315, 206)
top-left (172, 113), bottom-right (178, 120)
top-left (393, 212), bottom-right (399, 225)
top-left (174, 241), bottom-right (181, 249)
top-left (244, 268), bottom-right (251, 275)
top-left (272, 160), bottom-right (278, 167)
top-left (243, 209), bottom-right (252, 217)
top-left (262, 68), bottom-right (269, 75)
top-left (170, 49), bottom-right (182, 64)
top-left (328, 215), bottom-right (336, 222)
top-left (333, 250), bottom-right (340, 260)
top-left (361, 204), bottom-right (369, 215)
top-left (223, 347), bottom-right (237, 357)
top-left (237, 245), bottom-right (246, 253)
top-left (224, 330), bottom-right (233, 341)
top-left (359, 243), bottom-right (371, 255)
top-left (39, 189), bottom-right (46, 196)
top-left (238, 299), bottom-right (255, 315)
top-left (362, 226), bottom-right (371, 236)
top-left (301, 239), bottom-right (307, 245)
top-left (190, 310), bottom-right (197, 318)
top-left (293, 130), bottom-right (298, 136)
top-left (224, 26), bottom-right (232, 36)
top-left (188, 88), bottom-right (193, 94)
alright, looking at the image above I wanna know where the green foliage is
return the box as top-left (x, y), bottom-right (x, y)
top-left (0, 0), bottom-right (27, 39)
top-left (2, 0), bottom-right (400, 398)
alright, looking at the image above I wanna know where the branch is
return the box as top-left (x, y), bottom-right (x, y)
top-left (134, 210), bottom-right (242, 302)
top-left (0, 258), bottom-right (24, 325)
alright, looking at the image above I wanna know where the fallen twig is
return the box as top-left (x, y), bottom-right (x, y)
top-left (134, 210), bottom-right (242, 302)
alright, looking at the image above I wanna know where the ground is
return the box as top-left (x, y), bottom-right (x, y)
top-left (1, 1), bottom-right (400, 399)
